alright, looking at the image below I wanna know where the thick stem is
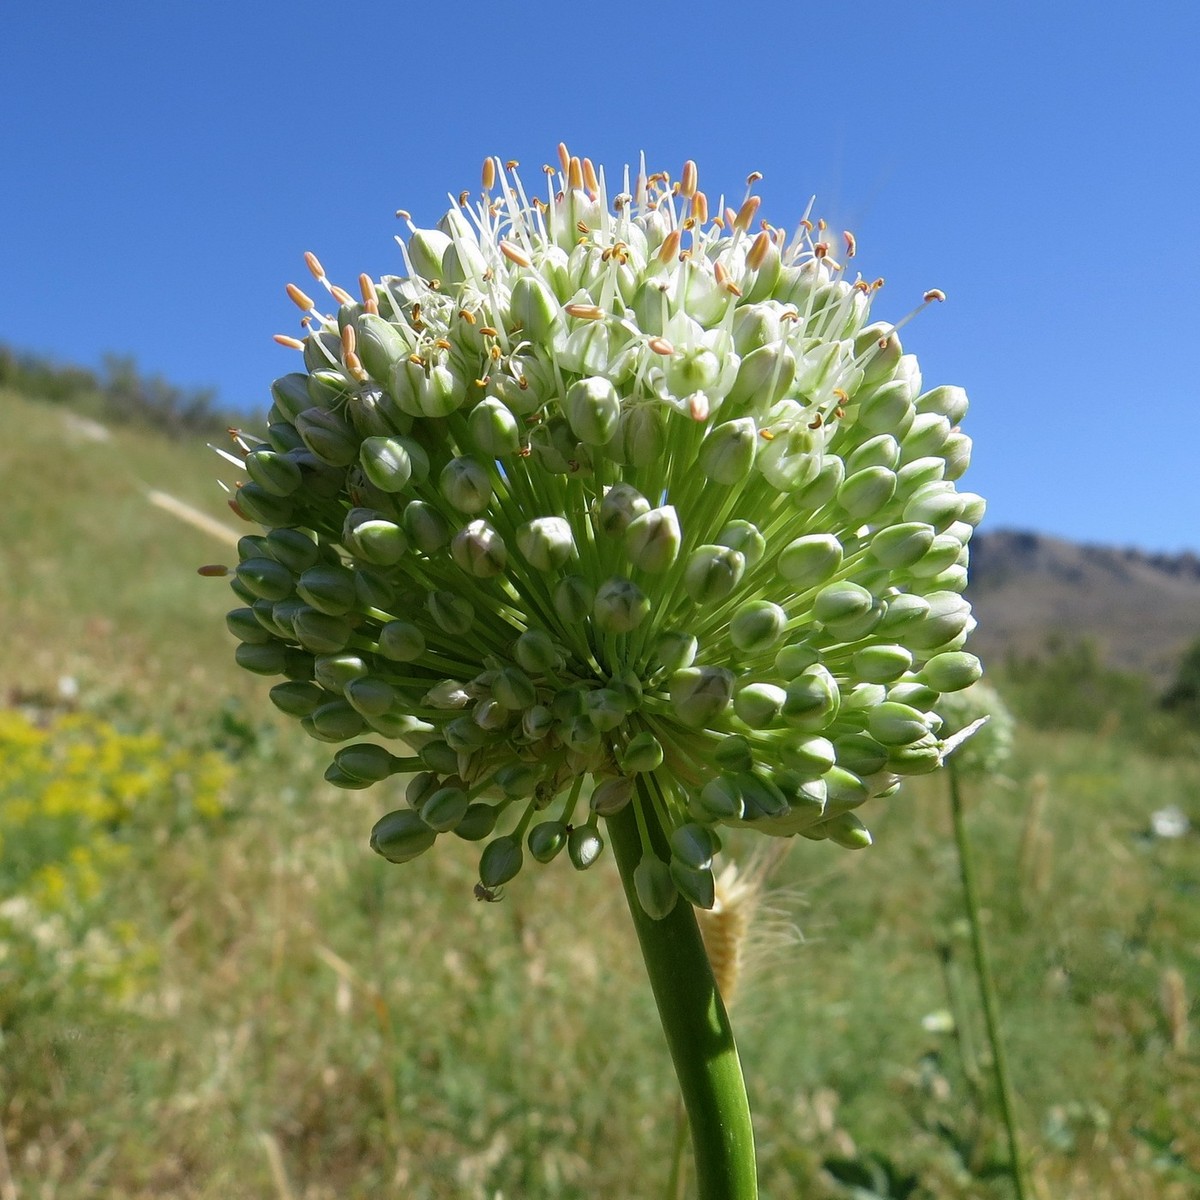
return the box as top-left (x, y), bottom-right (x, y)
top-left (606, 789), bottom-right (758, 1200)
top-left (948, 763), bottom-right (1034, 1200)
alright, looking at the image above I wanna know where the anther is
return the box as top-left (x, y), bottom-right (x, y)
top-left (482, 157), bottom-right (496, 190)
top-left (923, 288), bottom-right (946, 303)
top-left (648, 337), bottom-right (674, 355)
top-left (759, 428), bottom-right (775, 441)
top-left (304, 251), bottom-right (325, 280)
top-left (330, 285), bottom-right (353, 305)
top-left (197, 564), bottom-right (230, 577)
top-left (458, 190), bottom-right (470, 207)
top-left (814, 243), bottom-right (829, 259)
top-left (833, 388), bottom-right (849, 402)
top-left (747, 230), bottom-right (772, 271)
top-left (568, 157), bottom-right (583, 191)
top-left (691, 191), bottom-right (709, 225)
top-left (872, 277), bottom-right (885, 291)
top-left (575, 220), bottom-right (589, 234)
top-left (286, 283), bottom-right (316, 311)
top-left (408, 353), bottom-right (424, 366)
top-left (396, 209), bottom-right (411, 220)
top-left (680, 159), bottom-right (698, 198)
top-left (273, 334), bottom-right (305, 350)
top-left (500, 240), bottom-right (532, 267)
top-left (341, 326), bottom-right (357, 355)
top-left (345, 351), bottom-right (368, 381)
top-left (358, 274), bottom-right (374, 303)
top-left (506, 159), bottom-right (519, 170)
top-left (565, 303), bottom-right (604, 320)
top-left (734, 196), bottom-right (761, 232)
top-left (479, 325), bottom-right (498, 337)
top-left (746, 171), bottom-right (763, 185)
top-left (808, 414), bottom-right (823, 429)
top-left (582, 157), bottom-right (599, 193)
top-left (435, 338), bottom-right (452, 351)
top-left (689, 394), bottom-right (710, 422)
top-left (843, 231), bottom-right (857, 258)
top-left (658, 229), bottom-right (682, 264)
top-left (490, 346), bottom-right (503, 360)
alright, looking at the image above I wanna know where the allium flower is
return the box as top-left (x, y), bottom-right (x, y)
top-left (220, 146), bottom-right (984, 916)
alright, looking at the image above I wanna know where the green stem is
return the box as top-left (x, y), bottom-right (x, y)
top-left (947, 762), bottom-right (1034, 1200)
top-left (606, 791), bottom-right (758, 1200)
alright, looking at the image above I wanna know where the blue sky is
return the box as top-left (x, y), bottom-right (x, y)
top-left (3, 1), bottom-right (1198, 553)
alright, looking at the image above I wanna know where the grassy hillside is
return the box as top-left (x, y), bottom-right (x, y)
top-left (1, 386), bottom-right (1197, 1199)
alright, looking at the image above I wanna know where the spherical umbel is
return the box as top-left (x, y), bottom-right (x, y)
top-left (220, 145), bottom-right (985, 915)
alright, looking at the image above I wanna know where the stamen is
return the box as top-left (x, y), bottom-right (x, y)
top-left (273, 334), bottom-right (305, 350)
top-left (843, 230), bottom-right (857, 258)
top-left (759, 428), bottom-right (775, 440)
top-left (341, 326), bottom-right (356, 355)
top-left (197, 564), bottom-right (230, 577)
top-left (746, 230), bottom-right (771, 271)
top-left (689, 394), bottom-right (710, 421)
top-left (568, 156), bottom-right (583, 191)
top-left (658, 229), bottom-right (682, 264)
top-left (506, 159), bottom-right (519, 170)
top-left (691, 191), bottom-right (709, 226)
top-left (500, 240), bottom-right (533, 267)
top-left (924, 288), bottom-right (946, 302)
top-left (557, 143), bottom-right (570, 174)
top-left (565, 303), bottom-right (604, 320)
top-left (286, 283), bottom-right (316, 311)
top-left (345, 351), bottom-right (368, 382)
top-left (458, 190), bottom-right (470, 207)
top-left (479, 325), bottom-right (498, 337)
top-left (304, 251), bottom-right (325, 280)
top-left (482, 157), bottom-right (496, 190)
top-left (746, 170), bottom-right (763, 186)
top-left (680, 159), bottom-right (698, 198)
top-left (583, 157), bottom-right (599, 193)
top-left (648, 337), bottom-right (675, 355)
top-left (734, 196), bottom-right (761, 232)
top-left (329, 285), bottom-right (353, 305)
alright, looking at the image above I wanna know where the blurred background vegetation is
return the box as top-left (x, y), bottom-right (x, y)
top-left (1, 357), bottom-right (1197, 1198)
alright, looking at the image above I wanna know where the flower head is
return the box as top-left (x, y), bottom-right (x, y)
top-left (221, 146), bottom-right (985, 914)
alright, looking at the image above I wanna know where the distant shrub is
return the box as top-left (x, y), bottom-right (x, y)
top-left (1160, 635), bottom-right (1200, 724)
top-left (0, 709), bottom-right (230, 1024)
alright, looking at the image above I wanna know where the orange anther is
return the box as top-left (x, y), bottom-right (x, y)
top-left (499, 240), bottom-right (532, 268)
top-left (924, 288), bottom-right (947, 302)
top-left (843, 230), bottom-right (857, 258)
top-left (273, 334), bottom-right (305, 349)
top-left (564, 303), bottom-right (604, 320)
top-left (286, 283), bottom-right (315, 311)
top-left (482, 157), bottom-right (496, 190)
top-left (304, 251), bottom-right (325, 279)
top-left (648, 337), bottom-right (674, 355)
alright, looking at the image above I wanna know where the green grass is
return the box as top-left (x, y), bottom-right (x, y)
top-left (2, 387), bottom-right (1198, 1198)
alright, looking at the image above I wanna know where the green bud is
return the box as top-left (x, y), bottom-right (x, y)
top-left (693, 776), bottom-right (744, 821)
top-left (919, 651), bottom-right (983, 692)
top-left (653, 631), bottom-right (698, 673)
top-left (268, 681), bottom-right (326, 717)
top-left (774, 642), bottom-right (820, 678)
top-left (307, 368), bottom-right (354, 410)
top-left (455, 803), bottom-right (499, 841)
top-left (514, 628), bottom-right (561, 675)
top-left (492, 666), bottom-right (537, 710)
top-left (235, 640), bottom-right (288, 676)
top-left (226, 606), bottom-right (272, 644)
top-left (374, 620), bottom-right (424, 662)
top-left (634, 855), bottom-right (679, 919)
top-left (887, 734), bottom-right (943, 775)
top-left (517, 517), bottom-right (576, 571)
top-left (869, 702), bottom-right (932, 746)
top-left (353, 313), bottom-right (412, 384)
top-left (757, 422), bottom-right (822, 492)
top-left (235, 557), bottom-right (294, 602)
top-left (528, 820), bottom-right (569, 863)
top-left (390, 359), bottom-right (466, 418)
top-left (790, 455), bottom-right (845, 511)
top-left (778, 734), bottom-right (836, 778)
top-left (733, 682), bottom-right (786, 729)
top-left (565, 375), bottom-right (621, 446)
top-left (302, 699), bottom-right (367, 742)
top-left (468, 397), bottom-right (522, 458)
top-left (245, 448), bottom-right (302, 497)
top-left (567, 824), bottom-right (605, 870)
top-left (858, 381), bottom-right (915, 435)
top-left (941, 431), bottom-right (972, 479)
top-left (713, 735), bottom-right (754, 773)
top-left (335, 742), bottom-right (399, 784)
top-left (805, 811), bottom-right (872, 849)
top-left (420, 787), bottom-right (470, 833)
top-left (833, 733), bottom-right (889, 776)
top-left (871, 522), bottom-right (936, 569)
top-left (263, 527), bottom-right (322, 573)
top-left (909, 533), bottom-right (966, 579)
top-left (916, 384), bottom-right (969, 423)
top-left (555, 575), bottom-right (595, 624)
top-left (597, 483), bottom-right (650, 535)
top-left (452, 519), bottom-right (507, 578)
top-left (295, 407), bottom-right (359, 467)
top-left (584, 688), bottom-right (627, 732)
top-left (670, 666), bottom-right (735, 727)
top-left (837, 465), bottom-right (897, 519)
top-left (846, 434), bottom-right (901, 473)
top-left (270, 373), bottom-right (315, 422)
top-left (403, 500), bottom-right (452, 554)
top-left (903, 483), bottom-right (963, 530)
top-left (613, 405), bottom-right (666, 467)
top-left (729, 600), bottom-right (788, 655)
top-left (292, 608), bottom-right (354, 654)
top-left (590, 777), bottom-right (634, 816)
top-left (778, 534), bottom-right (842, 588)
top-left (812, 580), bottom-right (874, 627)
top-left (521, 705), bottom-right (554, 740)
top-left (889, 680), bottom-right (940, 707)
top-left (823, 767), bottom-right (870, 815)
top-left (360, 435), bottom-right (429, 493)
top-left (418, 739), bottom-right (458, 775)
top-left (625, 506), bottom-right (681, 573)
top-left (671, 823), bottom-right (720, 870)
top-left (370, 808), bottom-right (438, 864)
top-left (684, 545), bottom-right (745, 604)
top-left (296, 565), bottom-right (357, 615)
top-left (345, 677), bottom-right (397, 717)
top-left (620, 731), bottom-right (664, 773)
top-left (782, 665), bottom-right (840, 730)
top-left (669, 861), bottom-right (715, 909)
top-left (407, 228), bottom-right (451, 280)
top-left (509, 274), bottom-right (562, 343)
top-left (427, 590), bottom-right (474, 636)
top-left (855, 323), bottom-right (903, 389)
top-left (343, 511), bottom-right (408, 566)
top-left (853, 643), bottom-right (914, 683)
top-left (494, 763), bottom-right (542, 797)
top-left (902, 591), bottom-right (974, 651)
top-left (726, 343), bottom-right (795, 411)
top-left (698, 418), bottom-right (758, 484)
top-left (594, 577), bottom-right (650, 633)
top-left (440, 457), bottom-right (492, 513)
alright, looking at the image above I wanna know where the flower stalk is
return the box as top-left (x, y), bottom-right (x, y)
top-left (608, 780), bottom-right (758, 1200)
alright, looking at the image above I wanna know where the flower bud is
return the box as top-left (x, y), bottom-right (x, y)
top-left (492, 666), bottom-right (537, 710)
top-left (902, 591), bottom-right (973, 651)
top-left (778, 534), bottom-right (842, 588)
top-left (670, 861), bottom-right (715, 909)
top-left (565, 375), bottom-right (621, 446)
top-left (555, 575), bottom-right (595, 624)
top-left (858, 380), bottom-right (915, 435)
top-left (916, 384), bottom-right (969, 423)
top-left (227, 607), bottom-right (272, 644)
top-left (853, 643), bottom-right (914, 684)
top-left (729, 600), bottom-right (788, 655)
top-left (528, 820), bottom-right (569, 863)
top-left (268, 680), bottom-right (327, 717)
top-left (837, 466), bottom-right (897, 519)
top-left (846, 434), bottom-right (901, 473)
top-left (376, 620), bottom-right (425, 662)
top-left (509, 275), bottom-right (562, 344)
top-left (452, 519), bottom-right (508, 578)
top-left (919, 651), bottom-right (983, 693)
top-left (390, 360), bottom-right (466, 418)
top-left (652, 631), bottom-right (698, 674)
top-left (855, 323), bottom-right (902, 389)
top-left (517, 517), bottom-right (576, 571)
top-left (468, 397), bottom-right (522, 458)
top-left (887, 734), bottom-right (943, 775)
top-left (455, 803), bottom-right (499, 841)
top-left (620, 731), bottom-right (664, 773)
top-left (813, 580), bottom-right (873, 626)
top-left (370, 808), bottom-right (438, 864)
top-left (302, 699), bottom-right (367, 742)
top-left (567, 824), bottom-right (605, 870)
top-left (235, 640), bottom-right (288, 675)
top-left (297, 565), bottom-right (357, 615)
top-left (360, 435), bottom-right (429, 493)
top-left (236, 557), bottom-right (294, 602)
top-left (292, 608), bottom-right (354, 654)
top-left (335, 742), bottom-right (400, 784)
top-left (590, 776), bottom-right (634, 816)
top-left (514, 628), bottom-right (561, 675)
top-left (774, 643), bottom-right (820, 678)
top-left (782, 665), bottom-right (840, 730)
top-left (733, 682), bottom-right (786, 728)
top-left (684, 545), bottom-right (745, 604)
top-left (245, 449), bottom-right (302, 497)
top-left (594, 577), bottom-right (650, 633)
top-left (270, 373), bottom-right (314, 422)
top-left (692, 776), bottom-right (744, 821)
top-left (777, 734), bottom-right (836, 778)
top-left (635, 855), bottom-right (679, 919)
top-left (908, 533), bottom-right (965, 579)
top-left (597, 483), bottom-right (651, 535)
top-left (313, 652), bottom-right (368, 692)
top-left (295, 407), bottom-right (359, 467)
top-left (670, 666), bottom-right (735, 727)
top-left (345, 677), bottom-right (397, 717)
top-left (613, 405), bottom-right (666, 467)
top-left (670, 823), bottom-right (720, 870)
top-left (427, 590), bottom-right (474, 636)
top-left (440, 457), bottom-right (492, 513)
top-left (420, 786), bottom-right (470, 833)
top-left (698, 418), bottom-right (757, 484)
top-left (868, 702), bottom-right (932, 746)
top-left (809, 811), bottom-right (872, 850)
top-left (725, 343), bottom-right (795, 411)
top-left (343, 511), bottom-right (408, 566)
top-left (403, 500), bottom-right (452, 554)
top-left (407, 227), bottom-right (450, 280)
top-left (625, 506), bottom-right (681, 573)
top-left (870, 522), bottom-right (935, 569)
